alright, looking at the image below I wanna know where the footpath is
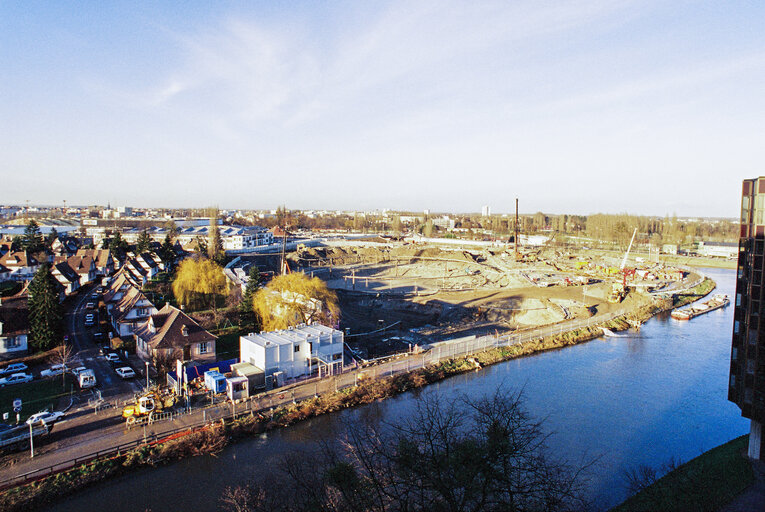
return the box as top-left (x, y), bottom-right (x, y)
top-left (0, 302), bottom-right (631, 489)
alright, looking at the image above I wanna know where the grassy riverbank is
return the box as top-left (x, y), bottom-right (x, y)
top-left (611, 435), bottom-right (753, 512)
top-left (0, 279), bottom-right (717, 511)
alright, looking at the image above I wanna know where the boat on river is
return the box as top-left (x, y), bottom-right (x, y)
top-left (671, 294), bottom-right (729, 321)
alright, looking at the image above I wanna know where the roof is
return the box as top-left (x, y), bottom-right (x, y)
top-left (66, 255), bottom-right (95, 274)
top-left (52, 262), bottom-right (80, 284)
top-left (113, 286), bottom-right (152, 323)
top-left (0, 296), bottom-right (29, 335)
top-left (241, 324), bottom-right (341, 349)
top-left (0, 251), bottom-right (39, 268)
top-left (135, 304), bottom-right (216, 351)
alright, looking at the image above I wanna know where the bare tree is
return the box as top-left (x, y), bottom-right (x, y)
top-left (221, 388), bottom-right (591, 512)
top-left (52, 342), bottom-right (74, 389)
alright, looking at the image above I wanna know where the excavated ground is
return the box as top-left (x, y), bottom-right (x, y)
top-left (296, 243), bottom-right (670, 359)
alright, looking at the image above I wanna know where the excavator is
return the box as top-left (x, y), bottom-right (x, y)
top-left (122, 388), bottom-right (177, 425)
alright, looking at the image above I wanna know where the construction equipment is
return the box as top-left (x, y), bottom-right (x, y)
top-left (122, 389), bottom-right (176, 424)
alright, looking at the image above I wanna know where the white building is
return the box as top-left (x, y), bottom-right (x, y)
top-left (481, 205), bottom-right (491, 217)
top-left (239, 324), bottom-right (344, 380)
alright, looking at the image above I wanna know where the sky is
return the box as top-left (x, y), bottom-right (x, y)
top-left (1, 1), bottom-right (763, 217)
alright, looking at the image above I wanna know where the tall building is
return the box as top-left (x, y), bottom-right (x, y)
top-left (730, 176), bottom-right (765, 459)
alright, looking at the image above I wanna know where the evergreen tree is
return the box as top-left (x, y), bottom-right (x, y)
top-left (238, 265), bottom-right (261, 329)
top-left (28, 263), bottom-right (63, 352)
top-left (208, 207), bottom-right (224, 264)
top-left (21, 220), bottom-right (44, 253)
top-left (159, 234), bottom-right (175, 266)
top-left (136, 229), bottom-right (152, 253)
top-left (45, 227), bottom-right (59, 248)
top-left (108, 231), bottom-right (129, 258)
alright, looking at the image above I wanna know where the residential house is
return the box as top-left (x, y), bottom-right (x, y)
top-left (51, 237), bottom-right (79, 257)
top-left (239, 324), bottom-right (344, 381)
top-left (135, 304), bottom-right (216, 364)
top-left (123, 258), bottom-right (148, 287)
top-left (136, 252), bottom-right (162, 279)
top-left (52, 261), bottom-right (81, 295)
top-left (0, 251), bottom-right (40, 280)
top-left (77, 248), bottom-right (116, 276)
top-left (0, 296), bottom-right (29, 359)
top-left (108, 286), bottom-right (157, 337)
top-left (64, 254), bottom-right (97, 285)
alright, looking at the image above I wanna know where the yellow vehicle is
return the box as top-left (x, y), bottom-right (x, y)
top-left (122, 390), bottom-right (176, 424)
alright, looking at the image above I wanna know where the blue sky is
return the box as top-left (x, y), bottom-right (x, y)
top-left (1, 1), bottom-right (763, 216)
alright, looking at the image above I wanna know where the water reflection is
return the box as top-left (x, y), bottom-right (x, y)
top-left (50, 268), bottom-right (747, 512)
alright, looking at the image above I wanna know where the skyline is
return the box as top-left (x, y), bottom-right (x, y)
top-left (2, 2), bottom-right (763, 217)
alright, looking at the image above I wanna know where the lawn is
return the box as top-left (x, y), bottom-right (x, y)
top-left (0, 375), bottom-right (76, 423)
top-left (611, 434), bottom-right (753, 512)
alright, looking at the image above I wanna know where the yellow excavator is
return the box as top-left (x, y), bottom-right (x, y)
top-left (122, 389), bottom-right (176, 424)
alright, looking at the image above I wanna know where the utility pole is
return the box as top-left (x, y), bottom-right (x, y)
top-left (514, 198), bottom-right (519, 260)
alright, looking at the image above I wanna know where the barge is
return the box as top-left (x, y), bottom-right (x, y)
top-left (671, 293), bottom-right (729, 321)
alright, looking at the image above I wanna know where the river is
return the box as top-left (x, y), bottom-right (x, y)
top-left (50, 267), bottom-right (748, 511)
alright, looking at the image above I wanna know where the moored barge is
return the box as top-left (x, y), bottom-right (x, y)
top-left (671, 293), bottom-right (729, 321)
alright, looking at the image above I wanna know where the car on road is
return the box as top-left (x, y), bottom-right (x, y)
top-left (40, 364), bottom-right (68, 378)
top-left (0, 373), bottom-right (34, 386)
top-left (26, 410), bottom-right (65, 425)
top-left (93, 332), bottom-right (104, 344)
top-left (115, 367), bottom-right (136, 379)
top-left (0, 363), bottom-right (28, 376)
top-left (84, 313), bottom-right (95, 326)
top-left (90, 292), bottom-right (99, 299)
top-left (85, 302), bottom-right (96, 310)
top-left (104, 353), bottom-right (121, 364)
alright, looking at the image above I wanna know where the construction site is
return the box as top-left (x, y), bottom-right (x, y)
top-left (288, 239), bottom-right (696, 359)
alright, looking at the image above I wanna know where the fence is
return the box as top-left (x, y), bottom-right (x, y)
top-left (0, 306), bottom-right (631, 490)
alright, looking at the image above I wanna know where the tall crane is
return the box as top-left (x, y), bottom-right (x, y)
top-left (620, 228), bottom-right (638, 270)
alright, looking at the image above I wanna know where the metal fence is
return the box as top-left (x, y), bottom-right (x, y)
top-left (0, 307), bottom-right (631, 490)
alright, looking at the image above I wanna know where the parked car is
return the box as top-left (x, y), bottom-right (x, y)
top-left (104, 353), bottom-right (121, 364)
top-left (0, 373), bottom-right (34, 386)
top-left (40, 364), bottom-right (67, 378)
top-left (78, 369), bottom-right (97, 388)
top-left (84, 313), bottom-right (95, 326)
top-left (0, 363), bottom-right (28, 376)
top-left (85, 302), bottom-right (96, 310)
top-left (98, 345), bottom-right (111, 356)
top-left (26, 410), bottom-right (65, 425)
top-left (90, 292), bottom-right (99, 299)
top-left (93, 332), bottom-right (104, 344)
top-left (115, 367), bottom-right (136, 379)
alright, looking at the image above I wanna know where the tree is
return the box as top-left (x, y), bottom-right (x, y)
top-left (208, 207), bottom-right (224, 264)
top-left (51, 342), bottom-right (74, 389)
top-left (172, 257), bottom-right (227, 311)
top-left (159, 234), bottom-right (176, 267)
top-left (107, 231), bottom-right (129, 258)
top-left (194, 237), bottom-right (208, 257)
top-left (252, 273), bottom-right (339, 331)
top-left (45, 227), bottom-right (59, 248)
top-left (28, 264), bottom-right (63, 352)
top-left (135, 229), bottom-right (152, 254)
top-left (220, 388), bottom-right (588, 512)
top-left (21, 220), bottom-right (44, 253)
top-left (239, 265), bottom-right (262, 330)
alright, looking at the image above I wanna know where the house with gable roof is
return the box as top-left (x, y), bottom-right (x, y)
top-left (134, 304), bottom-right (216, 363)
top-left (0, 251), bottom-right (41, 280)
top-left (109, 286), bottom-right (157, 337)
top-left (0, 296), bottom-right (29, 359)
top-left (52, 261), bottom-right (81, 295)
top-left (64, 254), bottom-right (97, 285)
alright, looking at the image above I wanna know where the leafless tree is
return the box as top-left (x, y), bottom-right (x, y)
top-left (220, 388), bottom-right (592, 512)
top-left (52, 342), bottom-right (74, 389)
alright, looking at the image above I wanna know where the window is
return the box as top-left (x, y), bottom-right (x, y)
top-left (747, 359), bottom-right (755, 374)
top-left (332, 353), bottom-right (342, 360)
top-left (294, 344), bottom-right (300, 353)
top-left (732, 347), bottom-right (738, 361)
top-left (730, 375), bottom-right (736, 387)
top-left (737, 294), bottom-right (742, 307)
top-left (199, 342), bottom-right (209, 354)
top-left (734, 320), bottom-right (741, 334)
top-left (745, 388), bottom-right (753, 403)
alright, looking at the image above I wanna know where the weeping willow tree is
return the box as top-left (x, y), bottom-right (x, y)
top-left (252, 273), bottom-right (339, 331)
top-left (172, 257), bottom-right (227, 312)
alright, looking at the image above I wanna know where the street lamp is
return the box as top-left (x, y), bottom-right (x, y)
top-left (145, 361), bottom-right (150, 389)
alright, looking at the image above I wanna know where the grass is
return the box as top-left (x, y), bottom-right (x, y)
top-left (611, 435), bottom-right (753, 512)
top-left (0, 375), bottom-right (75, 422)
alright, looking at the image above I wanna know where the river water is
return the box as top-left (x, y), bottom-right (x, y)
top-left (50, 267), bottom-right (748, 511)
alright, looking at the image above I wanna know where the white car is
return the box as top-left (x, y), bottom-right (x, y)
top-left (0, 363), bottom-right (28, 375)
top-left (115, 367), bottom-right (136, 379)
top-left (26, 411), bottom-right (65, 425)
top-left (70, 366), bottom-right (88, 377)
top-left (0, 373), bottom-right (34, 386)
top-left (40, 364), bottom-right (67, 378)
top-left (104, 353), bottom-right (120, 363)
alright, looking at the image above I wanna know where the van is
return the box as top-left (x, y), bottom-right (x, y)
top-left (79, 370), bottom-right (96, 388)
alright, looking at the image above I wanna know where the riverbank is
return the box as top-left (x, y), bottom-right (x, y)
top-left (610, 435), bottom-right (753, 512)
top-left (0, 278), bottom-right (718, 511)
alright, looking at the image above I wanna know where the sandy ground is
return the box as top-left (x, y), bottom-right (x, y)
top-left (298, 244), bottom-right (674, 358)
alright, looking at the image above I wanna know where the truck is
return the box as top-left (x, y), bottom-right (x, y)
top-left (78, 369), bottom-right (97, 388)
